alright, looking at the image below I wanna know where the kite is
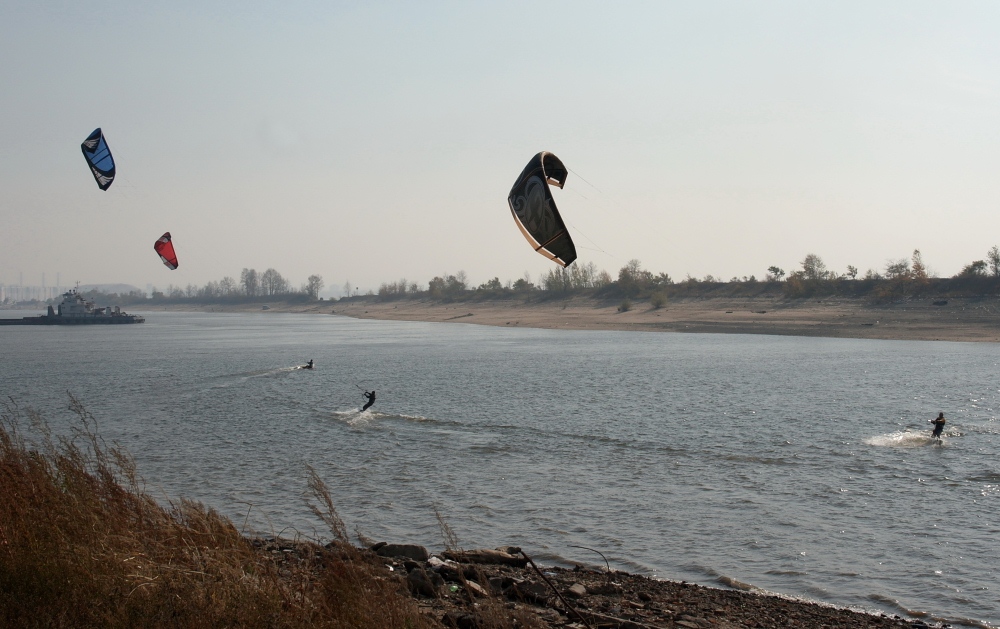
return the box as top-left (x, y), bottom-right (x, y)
top-left (507, 151), bottom-right (577, 267)
top-left (80, 128), bottom-right (116, 190)
top-left (154, 232), bottom-right (178, 270)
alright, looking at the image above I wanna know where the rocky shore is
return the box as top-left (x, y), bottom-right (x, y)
top-left (257, 538), bottom-right (947, 629)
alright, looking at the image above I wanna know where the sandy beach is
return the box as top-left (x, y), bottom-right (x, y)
top-left (165, 295), bottom-right (1000, 343)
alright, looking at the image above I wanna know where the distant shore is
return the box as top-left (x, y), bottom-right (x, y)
top-left (149, 294), bottom-right (1000, 343)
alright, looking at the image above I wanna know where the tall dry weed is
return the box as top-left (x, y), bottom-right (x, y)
top-left (0, 397), bottom-right (435, 628)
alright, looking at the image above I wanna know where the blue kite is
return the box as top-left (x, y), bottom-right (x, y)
top-left (80, 128), bottom-right (116, 190)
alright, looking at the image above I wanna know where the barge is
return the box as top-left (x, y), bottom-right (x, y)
top-left (0, 289), bottom-right (144, 325)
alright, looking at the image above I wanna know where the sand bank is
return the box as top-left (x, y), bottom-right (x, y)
top-left (153, 295), bottom-right (1000, 343)
top-left (330, 296), bottom-right (1000, 343)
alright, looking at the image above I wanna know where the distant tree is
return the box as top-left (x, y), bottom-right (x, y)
top-left (863, 268), bottom-right (882, 281)
top-left (428, 276), bottom-right (446, 298)
top-left (305, 274), bottom-right (324, 299)
top-left (911, 250), bottom-right (928, 283)
top-left (702, 275), bottom-right (717, 283)
top-left (542, 268), bottom-right (571, 292)
top-left (884, 259), bottom-right (910, 280)
top-left (846, 265), bottom-right (858, 280)
top-left (800, 254), bottom-right (829, 281)
top-left (617, 259), bottom-right (652, 295)
top-left (958, 260), bottom-right (988, 277)
top-left (241, 268), bottom-right (260, 297)
top-left (766, 266), bottom-right (785, 281)
top-left (570, 261), bottom-right (599, 289)
top-left (478, 277), bottom-right (503, 291)
top-left (651, 272), bottom-right (673, 287)
top-left (200, 281), bottom-right (220, 297)
top-left (343, 279), bottom-right (352, 298)
top-left (446, 271), bottom-right (467, 294)
top-left (987, 245), bottom-right (1000, 277)
top-left (512, 277), bottom-right (535, 292)
top-left (260, 268), bottom-right (288, 296)
top-left (219, 276), bottom-right (237, 295)
top-left (185, 284), bottom-right (197, 298)
top-left (594, 270), bottom-right (613, 288)
top-left (425, 272), bottom-right (467, 298)
top-left (378, 278), bottom-right (411, 297)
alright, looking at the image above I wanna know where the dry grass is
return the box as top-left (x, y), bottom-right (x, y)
top-left (0, 396), bottom-right (436, 628)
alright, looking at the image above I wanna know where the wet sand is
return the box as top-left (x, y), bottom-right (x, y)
top-left (202, 295), bottom-right (1000, 343)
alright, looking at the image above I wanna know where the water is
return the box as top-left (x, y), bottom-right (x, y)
top-left (2, 310), bottom-right (998, 627)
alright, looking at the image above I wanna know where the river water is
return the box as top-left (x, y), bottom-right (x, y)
top-left (1, 310), bottom-right (998, 627)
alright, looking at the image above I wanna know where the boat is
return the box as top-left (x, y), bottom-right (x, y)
top-left (0, 289), bottom-right (145, 325)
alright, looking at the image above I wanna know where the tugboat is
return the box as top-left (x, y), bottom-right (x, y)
top-left (0, 289), bottom-right (145, 325)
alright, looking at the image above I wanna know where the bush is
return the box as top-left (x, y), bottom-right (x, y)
top-left (650, 292), bottom-right (667, 309)
top-left (618, 298), bottom-right (632, 312)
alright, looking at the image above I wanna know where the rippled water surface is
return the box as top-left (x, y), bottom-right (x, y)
top-left (2, 311), bottom-right (998, 627)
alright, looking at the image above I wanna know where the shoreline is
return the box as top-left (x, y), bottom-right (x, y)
top-left (149, 295), bottom-right (1000, 343)
top-left (266, 538), bottom-right (944, 628)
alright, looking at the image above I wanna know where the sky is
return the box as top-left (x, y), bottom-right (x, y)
top-left (2, 1), bottom-right (999, 296)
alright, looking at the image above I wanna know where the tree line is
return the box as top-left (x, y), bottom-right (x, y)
top-left (148, 268), bottom-right (325, 301)
top-left (30, 245), bottom-right (1000, 309)
top-left (372, 244), bottom-right (1000, 304)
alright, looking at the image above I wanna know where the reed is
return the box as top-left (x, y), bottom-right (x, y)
top-left (0, 397), bottom-right (435, 628)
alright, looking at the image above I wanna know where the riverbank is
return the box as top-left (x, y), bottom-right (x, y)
top-left (153, 295), bottom-right (1000, 342)
top-left (270, 539), bottom-right (939, 629)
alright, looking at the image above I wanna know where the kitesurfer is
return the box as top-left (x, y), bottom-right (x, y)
top-left (304, 359), bottom-right (314, 369)
top-left (361, 390), bottom-right (376, 412)
top-left (930, 412), bottom-right (946, 438)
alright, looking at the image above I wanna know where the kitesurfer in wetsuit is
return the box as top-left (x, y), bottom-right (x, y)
top-left (930, 412), bottom-right (946, 438)
top-left (304, 359), bottom-right (314, 369)
top-left (361, 390), bottom-right (376, 411)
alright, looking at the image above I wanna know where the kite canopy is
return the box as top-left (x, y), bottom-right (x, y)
top-left (80, 128), bottom-right (116, 191)
top-left (507, 151), bottom-right (577, 267)
top-left (154, 232), bottom-right (178, 270)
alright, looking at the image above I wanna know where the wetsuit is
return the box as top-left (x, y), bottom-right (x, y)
top-left (362, 391), bottom-right (376, 411)
top-left (305, 360), bottom-right (313, 369)
top-left (931, 416), bottom-right (946, 438)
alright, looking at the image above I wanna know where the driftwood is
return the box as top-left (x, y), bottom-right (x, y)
top-left (440, 548), bottom-right (528, 567)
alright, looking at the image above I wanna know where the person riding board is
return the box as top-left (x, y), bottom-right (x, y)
top-left (304, 359), bottom-right (314, 370)
top-left (930, 412), bottom-right (946, 438)
top-left (361, 390), bottom-right (376, 411)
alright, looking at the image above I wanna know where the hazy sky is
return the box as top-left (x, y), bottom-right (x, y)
top-left (2, 1), bottom-right (999, 294)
